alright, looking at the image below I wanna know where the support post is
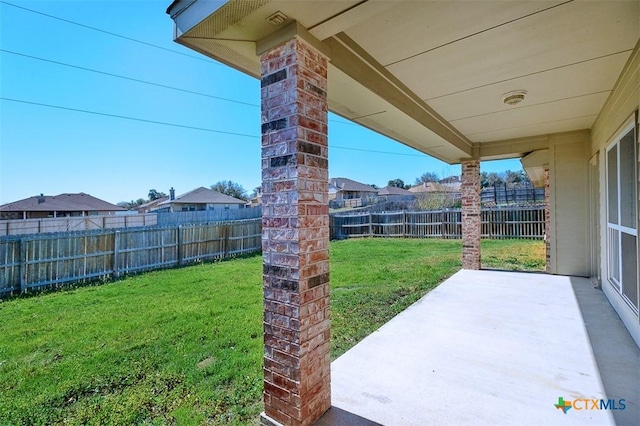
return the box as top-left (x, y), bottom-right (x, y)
top-left (461, 160), bottom-right (481, 269)
top-left (260, 34), bottom-right (331, 426)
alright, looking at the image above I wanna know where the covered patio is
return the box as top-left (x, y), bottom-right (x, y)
top-left (318, 269), bottom-right (639, 426)
top-left (166, 1), bottom-right (640, 424)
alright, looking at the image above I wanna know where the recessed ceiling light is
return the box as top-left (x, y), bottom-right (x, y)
top-left (502, 90), bottom-right (527, 106)
top-left (266, 11), bottom-right (288, 26)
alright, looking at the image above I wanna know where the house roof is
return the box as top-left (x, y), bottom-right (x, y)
top-left (378, 186), bottom-right (414, 196)
top-left (329, 178), bottom-right (378, 193)
top-left (167, 1), bottom-right (639, 164)
top-left (0, 193), bottom-right (125, 212)
top-left (158, 187), bottom-right (246, 205)
top-left (137, 196), bottom-right (169, 210)
top-left (439, 176), bottom-right (461, 184)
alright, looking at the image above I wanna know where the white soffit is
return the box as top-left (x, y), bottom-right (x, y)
top-left (328, 66), bottom-right (468, 161)
top-left (373, 2), bottom-right (637, 100)
top-left (171, 0), bottom-right (640, 160)
top-left (429, 52), bottom-right (630, 123)
top-left (471, 117), bottom-right (596, 144)
top-left (457, 92), bottom-right (610, 139)
top-left (343, 0), bottom-right (638, 145)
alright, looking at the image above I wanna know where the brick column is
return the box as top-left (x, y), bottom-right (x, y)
top-left (461, 160), bottom-right (481, 269)
top-left (544, 168), bottom-right (551, 273)
top-left (260, 36), bottom-right (331, 426)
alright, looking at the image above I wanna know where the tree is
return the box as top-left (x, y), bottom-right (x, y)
top-left (117, 198), bottom-right (147, 210)
top-left (211, 180), bottom-right (248, 201)
top-left (414, 192), bottom-right (459, 210)
top-left (503, 170), bottom-right (529, 187)
top-left (369, 183), bottom-right (379, 190)
top-left (480, 171), bottom-right (504, 188)
top-left (148, 189), bottom-right (166, 201)
top-left (387, 178), bottom-right (410, 189)
top-left (414, 172), bottom-right (439, 185)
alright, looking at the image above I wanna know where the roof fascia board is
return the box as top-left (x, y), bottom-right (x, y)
top-left (168, 0), bottom-right (230, 38)
top-left (325, 33), bottom-right (473, 157)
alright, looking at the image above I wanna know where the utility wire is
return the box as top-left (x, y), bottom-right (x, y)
top-left (0, 97), bottom-right (427, 157)
top-left (0, 0), bottom-right (218, 65)
top-left (0, 97), bottom-right (259, 139)
top-left (1, 49), bottom-right (257, 107)
top-left (0, 1), bottom-right (362, 128)
top-left (0, 48), bottom-right (357, 126)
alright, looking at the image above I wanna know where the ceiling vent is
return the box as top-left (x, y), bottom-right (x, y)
top-left (502, 90), bottom-right (527, 106)
top-left (266, 11), bottom-right (288, 26)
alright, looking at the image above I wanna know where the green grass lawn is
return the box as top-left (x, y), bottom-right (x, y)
top-left (0, 238), bottom-right (543, 425)
top-left (481, 238), bottom-right (546, 271)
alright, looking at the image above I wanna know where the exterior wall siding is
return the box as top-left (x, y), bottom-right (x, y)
top-left (548, 131), bottom-right (590, 276)
top-left (591, 38), bottom-right (640, 347)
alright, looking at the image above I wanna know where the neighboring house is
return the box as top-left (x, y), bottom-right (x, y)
top-left (248, 188), bottom-right (262, 207)
top-left (155, 187), bottom-right (246, 212)
top-left (0, 193), bottom-right (125, 220)
top-left (439, 175), bottom-right (461, 185)
top-left (329, 178), bottom-right (378, 202)
top-left (136, 196), bottom-right (169, 214)
top-left (377, 185), bottom-right (416, 202)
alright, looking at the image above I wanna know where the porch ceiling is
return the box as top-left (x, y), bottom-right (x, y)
top-left (167, 0), bottom-right (639, 164)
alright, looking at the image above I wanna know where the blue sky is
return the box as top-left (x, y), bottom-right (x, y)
top-left (0, 0), bottom-right (522, 205)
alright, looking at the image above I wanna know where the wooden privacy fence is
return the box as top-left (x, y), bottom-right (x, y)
top-left (0, 214), bottom-right (158, 237)
top-left (0, 219), bottom-right (261, 296)
top-left (330, 206), bottom-right (545, 240)
top-left (156, 207), bottom-right (262, 226)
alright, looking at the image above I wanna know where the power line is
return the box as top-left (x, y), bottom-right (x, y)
top-left (0, 48), bottom-right (358, 127)
top-left (0, 2), bottom-right (362, 129)
top-left (0, 97), bottom-right (259, 139)
top-left (1, 49), bottom-right (258, 107)
top-left (0, 0), bottom-right (218, 65)
top-left (0, 97), bottom-right (427, 157)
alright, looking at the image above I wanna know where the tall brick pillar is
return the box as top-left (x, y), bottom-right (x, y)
top-left (260, 35), bottom-right (331, 426)
top-left (461, 160), bottom-right (481, 269)
top-left (544, 168), bottom-right (551, 273)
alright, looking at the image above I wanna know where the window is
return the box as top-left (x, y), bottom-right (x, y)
top-left (606, 123), bottom-right (638, 314)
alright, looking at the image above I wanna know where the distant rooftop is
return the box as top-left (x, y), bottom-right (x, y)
top-left (329, 178), bottom-right (378, 193)
top-left (0, 193), bottom-right (125, 212)
top-left (157, 187), bottom-right (246, 205)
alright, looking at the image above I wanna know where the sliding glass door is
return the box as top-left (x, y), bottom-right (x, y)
top-left (606, 124), bottom-right (638, 314)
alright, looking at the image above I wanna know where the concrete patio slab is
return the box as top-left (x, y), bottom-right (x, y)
top-left (317, 270), bottom-right (639, 426)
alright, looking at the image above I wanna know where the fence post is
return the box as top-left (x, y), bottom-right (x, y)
top-left (177, 225), bottom-right (183, 266)
top-left (403, 211), bottom-right (408, 237)
top-left (368, 213), bottom-right (372, 237)
top-left (223, 223), bottom-right (230, 258)
top-left (19, 238), bottom-right (27, 293)
top-left (113, 230), bottom-right (120, 278)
